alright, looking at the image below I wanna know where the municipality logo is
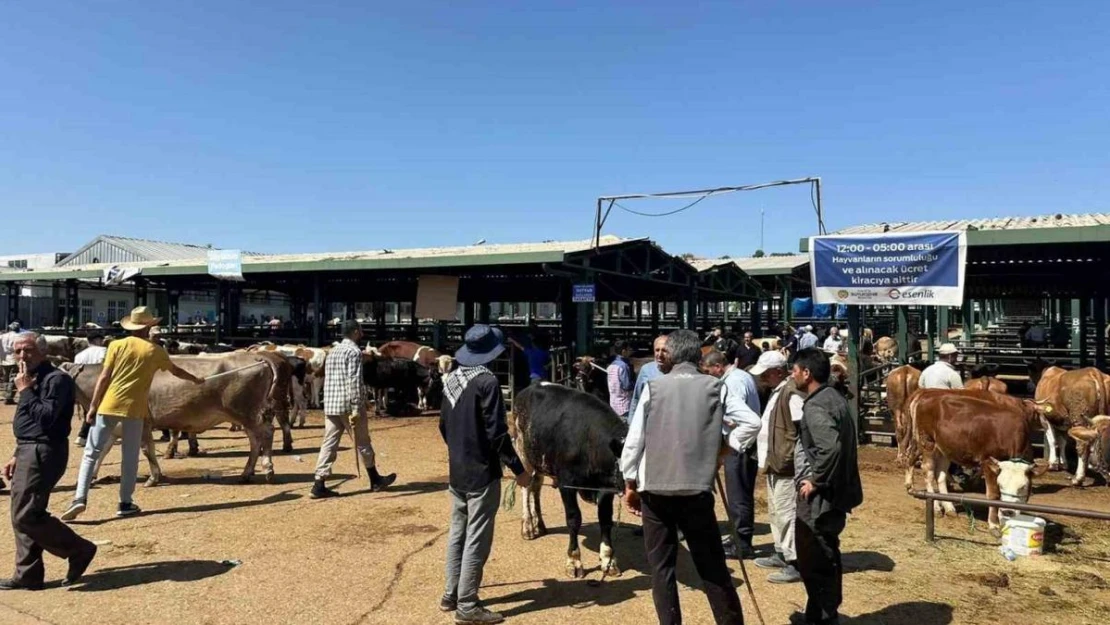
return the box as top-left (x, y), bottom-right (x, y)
top-left (836, 290), bottom-right (850, 300)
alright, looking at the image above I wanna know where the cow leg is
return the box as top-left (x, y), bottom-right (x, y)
top-left (934, 454), bottom-right (958, 516)
top-left (1073, 437), bottom-right (1090, 487)
top-left (186, 433), bottom-right (205, 457)
top-left (983, 462), bottom-right (1002, 531)
top-left (239, 425), bottom-right (262, 483)
top-left (141, 422), bottom-right (164, 487)
top-left (520, 472), bottom-right (544, 540)
top-left (559, 488), bottom-right (585, 579)
top-left (292, 379), bottom-right (307, 427)
top-left (921, 447), bottom-right (944, 515)
top-left (164, 430), bottom-right (181, 459)
top-left (531, 478), bottom-right (546, 535)
top-left (597, 493), bottom-right (620, 577)
top-left (259, 421), bottom-right (276, 483)
top-left (1042, 420), bottom-right (1062, 471)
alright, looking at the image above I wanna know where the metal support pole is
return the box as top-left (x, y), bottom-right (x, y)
top-left (937, 306), bottom-right (950, 347)
top-left (1095, 294), bottom-right (1107, 370)
top-left (750, 299), bottom-right (763, 336)
top-left (312, 275), bottom-right (323, 347)
top-left (924, 495), bottom-right (935, 542)
top-left (780, 276), bottom-right (793, 326)
top-left (1071, 298), bottom-right (1081, 351)
top-left (4, 283), bottom-right (18, 326)
top-left (926, 307), bottom-right (936, 362)
top-left (478, 301), bottom-right (491, 324)
top-left (895, 306), bottom-right (909, 364)
top-left (603, 301), bottom-right (611, 327)
top-left (167, 288), bottom-right (180, 331)
top-left (462, 301), bottom-right (475, 328)
top-left (962, 298), bottom-right (973, 344)
top-left (1079, 297), bottom-right (1091, 367)
top-left (133, 279), bottom-right (148, 307)
top-left (650, 300), bottom-right (660, 336)
top-left (215, 281), bottom-right (226, 345)
top-left (846, 305), bottom-right (861, 436)
top-left (700, 299), bottom-right (710, 333)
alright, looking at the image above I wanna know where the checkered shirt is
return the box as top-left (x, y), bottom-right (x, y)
top-left (323, 339), bottom-right (364, 416)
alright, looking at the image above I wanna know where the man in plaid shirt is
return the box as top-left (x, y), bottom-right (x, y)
top-left (311, 320), bottom-right (397, 499)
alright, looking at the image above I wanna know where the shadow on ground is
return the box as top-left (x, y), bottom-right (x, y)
top-left (790, 601), bottom-right (954, 624)
top-left (72, 559), bottom-right (235, 592)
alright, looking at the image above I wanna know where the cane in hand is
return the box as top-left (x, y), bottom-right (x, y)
top-left (715, 470), bottom-right (767, 625)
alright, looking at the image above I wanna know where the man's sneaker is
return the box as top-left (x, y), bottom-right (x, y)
top-left (60, 500), bottom-right (87, 522)
top-left (768, 564), bottom-right (802, 584)
top-left (755, 553), bottom-right (787, 570)
top-left (310, 482), bottom-right (339, 499)
top-left (455, 606), bottom-right (505, 625)
top-left (439, 595), bottom-right (458, 612)
top-left (117, 503), bottom-right (142, 517)
top-left (370, 473), bottom-right (397, 493)
top-left (74, 436), bottom-right (87, 447)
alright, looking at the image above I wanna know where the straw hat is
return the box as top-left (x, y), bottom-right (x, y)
top-left (120, 306), bottom-right (162, 331)
top-left (938, 343), bottom-right (959, 356)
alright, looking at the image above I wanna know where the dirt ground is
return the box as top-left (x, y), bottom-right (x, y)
top-left (1, 405), bottom-right (1109, 625)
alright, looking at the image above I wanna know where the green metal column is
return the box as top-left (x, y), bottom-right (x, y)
top-left (962, 299), bottom-right (973, 344)
top-left (895, 306), bottom-right (909, 364)
top-left (1095, 295), bottom-right (1107, 370)
top-left (926, 306), bottom-right (936, 362)
top-left (937, 306), bottom-right (950, 347)
top-left (603, 301), bottom-right (611, 327)
top-left (478, 301), bottom-right (491, 324)
top-left (1071, 298), bottom-right (1082, 350)
top-left (576, 299), bottom-right (594, 356)
top-left (216, 280), bottom-right (227, 345)
top-left (780, 276), bottom-right (793, 326)
top-left (1079, 297), bottom-right (1091, 367)
top-left (683, 288), bottom-right (698, 330)
top-left (846, 305), bottom-right (862, 440)
top-left (311, 276), bottom-right (322, 347)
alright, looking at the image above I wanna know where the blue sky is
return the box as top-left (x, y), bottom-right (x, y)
top-left (2, 1), bottom-right (1108, 258)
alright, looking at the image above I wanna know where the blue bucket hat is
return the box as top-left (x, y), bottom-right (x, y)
top-left (455, 324), bottom-right (506, 367)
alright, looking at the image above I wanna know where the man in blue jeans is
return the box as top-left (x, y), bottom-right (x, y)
top-left (440, 325), bottom-right (530, 625)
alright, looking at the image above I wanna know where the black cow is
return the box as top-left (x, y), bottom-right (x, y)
top-left (362, 355), bottom-right (432, 416)
top-left (573, 356), bottom-right (610, 404)
top-left (510, 383), bottom-right (626, 579)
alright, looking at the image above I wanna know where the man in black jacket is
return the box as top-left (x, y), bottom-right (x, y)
top-left (439, 325), bottom-right (530, 625)
top-left (1, 333), bottom-right (97, 590)
top-left (791, 348), bottom-right (863, 625)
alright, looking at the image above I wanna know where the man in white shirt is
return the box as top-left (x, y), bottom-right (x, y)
top-left (798, 325), bottom-right (819, 351)
top-left (822, 327), bottom-right (842, 354)
top-left (701, 349), bottom-right (762, 559)
top-left (752, 350), bottom-right (807, 583)
top-left (919, 343), bottom-right (964, 390)
top-left (72, 334), bottom-right (109, 447)
top-left (1, 322), bottom-right (24, 405)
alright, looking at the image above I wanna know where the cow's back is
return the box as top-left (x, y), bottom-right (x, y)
top-left (379, 341), bottom-right (420, 360)
top-left (966, 376), bottom-right (1007, 394)
top-left (148, 354), bottom-right (276, 431)
top-left (512, 384), bottom-right (627, 490)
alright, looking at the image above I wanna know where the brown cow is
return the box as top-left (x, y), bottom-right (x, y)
top-left (905, 389), bottom-right (1049, 528)
top-left (885, 365), bottom-right (921, 464)
top-left (65, 353), bottom-right (283, 484)
top-left (1035, 366), bottom-right (1107, 484)
top-left (1068, 416), bottom-right (1110, 484)
top-left (965, 376), bottom-right (1007, 394)
top-left (372, 341), bottom-right (450, 410)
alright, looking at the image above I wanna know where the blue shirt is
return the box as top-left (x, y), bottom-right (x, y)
top-left (525, 347), bottom-right (550, 380)
top-left (630, 361), bottom-right (663, 416)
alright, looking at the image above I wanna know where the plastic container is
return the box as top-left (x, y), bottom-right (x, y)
top-left (1000, 514), bottom-right (1046, 556)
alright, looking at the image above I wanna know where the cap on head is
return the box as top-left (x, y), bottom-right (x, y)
top-left (749, 350), bottom-right (789, 376)
top-left (938, 343), bottom-right (959, 356)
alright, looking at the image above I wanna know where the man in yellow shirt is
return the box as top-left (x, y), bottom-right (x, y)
top-left (61, 307), bottom-right (202, 521)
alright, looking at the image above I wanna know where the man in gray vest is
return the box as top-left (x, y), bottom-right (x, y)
top-left (792, 348), bottom-right (864, 625)
top-left (620, 329), bottom-right (743, 625)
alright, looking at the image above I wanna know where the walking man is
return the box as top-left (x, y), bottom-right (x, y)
top-left (440, 325), bottom-right (530, 625)
top-left (72, 332), bottom-right (108, 447)
top-left (701, 349), bottom-right (762, 559)
top-left (792, 348), bottom-right (863, 625)
top-left (1, 333), bottom-right (97, 590)
top-left (606, 340), bottom-right (634, 420)
top-left (752, 351), bottom-right (806, 583)
top-left (311, 320), bottom-right (397, 499)
top-left (621, 330), bottom-right (744, 625)
top-left (2, 322), bottom-right (24, 405)
top-left (62, 307), bottom-right (204, 521)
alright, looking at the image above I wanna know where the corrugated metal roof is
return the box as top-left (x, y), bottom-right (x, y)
top-left (56, 235), bottom-right (263, 267)
top-left (254, 235), bottom-right (628, 265)
top-left (686, 259), bottom-right (735, 272)
top-left (834, 212), bottom-right (1110, 236)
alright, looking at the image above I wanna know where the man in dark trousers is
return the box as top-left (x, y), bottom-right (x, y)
top-left (439, 325), bottom-right (530, 625)
top-left (621, 329), bottom-right (744, 625)
top-left (791, 348), bottom-right (863, 625)
top-left (1, 333), bottom-right (97, 590)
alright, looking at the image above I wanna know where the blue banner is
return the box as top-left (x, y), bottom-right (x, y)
top-left (572, 283), bottom-right (596, 303)
top-left (809, 231), bottom-right (967, 306)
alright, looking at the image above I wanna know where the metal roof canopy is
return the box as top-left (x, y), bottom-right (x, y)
top-left (1, 236), bottom-right (764, 303)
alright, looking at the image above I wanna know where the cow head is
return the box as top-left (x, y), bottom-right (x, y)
top-left (1068, 416), bottom-right (1110, 478)
top-left (987, 457), bottom-right (1041, 504)
top-left (435, 355), bottom-right (456, 376)
top-left (1021, 398), bottom-right (1054, 422)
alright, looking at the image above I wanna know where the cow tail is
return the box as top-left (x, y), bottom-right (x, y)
top-left (903, 392), bottom-right (921, 469)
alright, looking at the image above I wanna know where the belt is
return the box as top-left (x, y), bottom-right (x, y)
top-left (16, 438), bottom-right (62, 446)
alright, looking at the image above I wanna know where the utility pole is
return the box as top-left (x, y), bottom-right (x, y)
top-left (760, 205), bottom-right (765, 252)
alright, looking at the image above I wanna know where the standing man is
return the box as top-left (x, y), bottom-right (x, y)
top-left (736, 331), bottom-right (762, 370)
top-left (701, 349), bottom-right (762, 560)
top-left (311, 320), bottom-right (397, 499)
top-left (752, 351), bottom-right (806, 584)
top-left (630, 334), bottom-right (669, 417)
top-left (72, 332), bottom-right (108, 447)
top-left (606, 340), bottom-right (634, 420)
top-left (621, 330), bottom-right (744, 625)
top-left (798, 325), bottom-right (819, 351)
top-left (919, 344), bottom-right (963, 390)
top-left (2, 322), bottom-right (24, 405)
top-left (507, 330), bottom-right (551, 384)
top-left (822, 327), bottom-right (842, 354)
top-left (62, 307), bottom-right (204, 521)
top-left (713, 332), bottom-right (740, 366)
top-left (1, 333), bottom-right (97, 590)
top-left (439, 325), bottom-right (530, 625)
top-left (792, 348), bottom-right (863, 625)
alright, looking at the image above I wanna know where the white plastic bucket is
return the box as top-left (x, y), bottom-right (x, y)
top-left (1000, 514), bottom-right (1046, 556)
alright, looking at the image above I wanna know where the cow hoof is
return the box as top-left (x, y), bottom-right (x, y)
top-left (239, 475), bottom-right (253, 485)
top-left (264, 472), bottom-right (276, 484)
top-left (145, 476), bottom-right (161, 487)
top-left (282, 444), bottom-right (294, 454)
top-left (186, 449), bottom-right (207, 458)
top-left (601, 559), bottom-right (622, 578)
top-left (521, 526), bottom-right (544, 540)
top-left (933, 502), bottom-right (945, 515)
top-left (566, 561), bottom-right (585, 579)
top-left (1049, 462), bottom-right (1065, 472)
top-left (989, 526), bottom-right (1003, 538)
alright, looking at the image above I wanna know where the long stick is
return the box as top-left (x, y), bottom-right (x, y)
top-left (201, 361), bottom-right (268, 382)
top-left (714, 471), bottom-right (767, 625)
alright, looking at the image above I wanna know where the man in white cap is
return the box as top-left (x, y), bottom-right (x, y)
top-left (798, 325), bottom-right (819, 351)
top-left (920, 343), bottom-right (964, 390)
top-left (62, 307), bottom-right (204, 521)
top-left (1, 322), bottom-right (24, 405)
top-left (751, 350), bottom-right (807, 583)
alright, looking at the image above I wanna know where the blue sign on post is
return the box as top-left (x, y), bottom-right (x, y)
top-left (572, 284), bottom-right (596, 303)
top-left (207, 249), bottom-right (245, 282)
top-left (809, 231), bottom-right (967, 306)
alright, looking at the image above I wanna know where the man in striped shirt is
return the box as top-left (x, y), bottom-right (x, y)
top-left (311, 320), bottom-right (397, 499)
top-left (606, 340), bottom-right (634, 420)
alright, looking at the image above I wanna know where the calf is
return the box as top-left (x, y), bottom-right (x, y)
top-left (885, 364), bottom-right (921, 465)
top-left (510, 383), bottom-right (626, 579)
top-left (904, 389), bottom-right (1049, 528)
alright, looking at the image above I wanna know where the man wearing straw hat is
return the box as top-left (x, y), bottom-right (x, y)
top-left (310, 320), bottom-right (397, 499)
top-left (61, 307), bottom-right (204, 521)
